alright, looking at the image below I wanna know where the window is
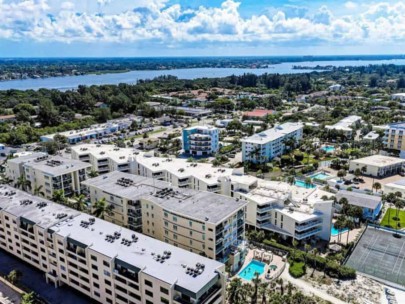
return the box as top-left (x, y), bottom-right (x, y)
top-left (146, 301), bottom-right (154, 304)
top-left (92, 273), bottom-right (99, 280)
top-left (104, 279), bottom-right (111, 286)
top-left (105, 289), bottom-right (112, 295)
top-left (106, 298), bottom-right (113, 304)
top-left (145, 290), bottom-right (153, 297)
top-left (60, 265), bottom-right (66, 271)
top-left (173, 216), bottom-right (177, 222)
top-left (189, 231), bottom-right (192, 236)
top-left (94, 292), bottom-right (100, 298)
top-left (173, 234), bottom-right (177, 240)
top-left (91, 255), bottom-right (97, 261)
top-left (103, 261), bottom-right (109, 267)
top-left (161, 297), bottom-right (169, 304)
top-left (189, 221), bottom-right (192, 227)
top-left (92, 264), bottom-right (98, 271)
top-left (93, 282), bottom-right (100, 289)
top-left (173, 225), bottom-right (177, 231)
top-left (160, 287), bottom-right (169, 295)
top-left (103, 270), bottom-right (111, 277)
top-left (145, 280), bottom-right (153, 287)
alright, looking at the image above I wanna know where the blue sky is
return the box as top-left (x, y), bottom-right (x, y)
top-left (0, 0), bottom-right (404, 57)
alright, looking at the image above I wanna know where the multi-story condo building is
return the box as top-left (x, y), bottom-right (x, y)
top-left (71, 144), bottom-right (138, 174)
top-left (0, 186), bottom-right (226, 304)
top-left (182, 126), bottom-right (219, 156)
top-left (325, 115), bottom-right (362, 138)
top-left (82, 171), bottom-right (247, 270)
top-left (66, 144), bottom-right (331, 242)
top-left (6, 154), bottom-right (91, 199)
top-left (40, 117), bottom-right (135, 144)
top-left (241, 122), bottom-right (303, 163)
top-left (235, 180), bottom-right (333, 241)
top-left (383, 122), bottom-right (405, 158)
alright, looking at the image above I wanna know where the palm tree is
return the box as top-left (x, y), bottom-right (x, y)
top-left (88, 170), bottom-right (99, 178)
top-left (6, 269), bottom-right (22, 285)
top-left (33, 185), bottom-right (45, 197)
top-left (334, 216), bottom-right (345, 243)
top-left (258, 282), bottom-right (268, 304)
top-left (16, 175), bottom-right (31, 191)
top-left (52, 189), bottom-right (67, 205)
top-left (304, 177), bottom-right (312, 188)
top-left (71, 194), bottom-right (88, 212)
top-left (354, 168), bottom-right (361, 180)
top-left (311, 248), bottom-right (319, 277)
top-left (92, 198), bottom-right (114, 220)
top-left (345, 219), bottom-right (355, 245)
top-left (0, 174), bottom-right (13, 185)
top-left (227, 278), bottom-right (243, 304)
top-left (304, 244), bottom-right (311, 266)
top-left (373, 182), bottom-right (382, 193)
top-left (251, 273), bottom-right (260, 304)
top-left (287, 176), bottom-right (295, 185)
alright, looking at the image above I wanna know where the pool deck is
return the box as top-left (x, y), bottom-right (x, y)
top-left (330, 226), bottom-right (362, 244)
top-left (235, 249), bottom-right (286, 283)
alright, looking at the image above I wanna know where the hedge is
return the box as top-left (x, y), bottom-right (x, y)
top-left (263, 240), bottom-right (356, 280)
top-left (289, 262), bottom-right (306, 278)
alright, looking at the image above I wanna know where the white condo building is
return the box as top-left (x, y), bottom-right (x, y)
top-left (241, 122), bottom-right (303, 163)
top-left (182, 126), bottom-right (219, 156)
top-left (0, 185), bottom-right (226, 304)
top-left (6, 154), bottom-right (91, 199)
top-left (68, 144), bottom-right (332, 242)
top-left (82, 171), bottom-right (247, 270)
top-left (325, 115), bottom-right (362, 138)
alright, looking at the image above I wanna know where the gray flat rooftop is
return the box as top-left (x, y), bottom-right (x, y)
top-left (23, 155), bottom-right (91, 176)
top-left (53, 213), bottom-right (223, 294)
top-left (82, 171), bottom-right (247, 224)
top-left (0, 186), bottom-right (80, 229)
top-left (336, 190), bottom-right (381, 210)
top-left (0, 185), bottom-right (223, 294)
top-left (7, 152), bottom-right (47, 165)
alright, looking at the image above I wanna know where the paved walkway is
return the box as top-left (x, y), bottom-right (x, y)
top-left (281, 264), bottom-right (347, 304)
top-left (0, 250), bottom-right (93, 304)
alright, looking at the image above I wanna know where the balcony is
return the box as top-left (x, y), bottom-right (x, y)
top-left (295, 220), bottom-right (322, 232)
top-left (256, 214), bottom-right (271, 221)
top-left (295, 228), bottom-right (322, 240)
top-left (257, 206), bottom-right (273, 213)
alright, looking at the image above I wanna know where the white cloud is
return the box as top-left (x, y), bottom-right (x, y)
top-left (0, 0), bottom-right (405, 48)
top-left (344, 2), bottom-right (358, 10)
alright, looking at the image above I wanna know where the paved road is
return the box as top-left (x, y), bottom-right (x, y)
top-left (0, 250), bottom-right (93, 304)
top-left (281, 264), bottom-right (347, 304)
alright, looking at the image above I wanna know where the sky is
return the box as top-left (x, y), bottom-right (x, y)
top-left (0, 0), bottom-right (405, 57)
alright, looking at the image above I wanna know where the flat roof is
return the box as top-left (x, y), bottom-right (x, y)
top-left (277, 208), bottom-right (318, 223)
top-left (243, 109), bottom-right (274, 117)
top-left (7, 152), bottom-right (47, 165)
top-left (241, 122), bottom-right (303, 144)
top-left (82, 171), bottom-right (247, 224)
top-left (336, 190), bottom-right (381, 210)
top-left (243, 180), bottom-right (291, 206)
top-left (54, 213), bottom-right (223, 294)
top-left (350, 155), bottom-right (405, 167)
top-left (0, 185), bottom-right (223, 294)
top-left (23, 155), bottom-right (91, 176)
top-left (71, 144), bottom-right (139, 163)
top-left (0, 186), bottom-right (80, 229)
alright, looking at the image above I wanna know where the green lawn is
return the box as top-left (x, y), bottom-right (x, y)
top-left (380, 208), bottom-right (405, 229)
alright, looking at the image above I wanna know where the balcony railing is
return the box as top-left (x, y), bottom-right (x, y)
top-left (295, 228), bottom-right (322, 240)
top-left (295, 220), bottom-right (322, 232)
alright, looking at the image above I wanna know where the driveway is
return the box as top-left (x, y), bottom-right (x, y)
top-left (0, 250), bottom-right (94, 304)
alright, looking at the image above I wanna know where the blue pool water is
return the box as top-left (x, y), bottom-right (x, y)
top-left (322, 146), bottom-right (335, 153)
top-left (295, 180), bottom-right (316, 189)
top-left (310, 172), bottom-right (330, 180)
top-left (239, 260), bottom-right (266, 281)
top-left (331, 224), bottom-right (348, 236)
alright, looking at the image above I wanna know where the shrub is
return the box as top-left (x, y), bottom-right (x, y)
top-left (289, 262), bottom-right (306, 278)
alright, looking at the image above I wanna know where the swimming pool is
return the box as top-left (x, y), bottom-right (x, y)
top-left (310, 172), bottom-right (330, 180)
top-left (295, 180), bottom-right (316, 189)
top-left (238, 260), bottom-right (266, 281)
top-left (331, 224), bottom-right (348, 236)
top-left (322, 146), bottom-right (335, 153)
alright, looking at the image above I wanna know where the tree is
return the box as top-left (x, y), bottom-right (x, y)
top-left (354, 168), bottom-right (361, 179)
top-left (16, 175), bottom-right (31, 191)
top-left (373, 182), bottom-right (382, 193)
top-left (345, 219), bottom-right (355, 245)
top-left (337, 169), bottom-right (346, 181)
top-left (92, 198), bottom-right (114, 220)
top-left (21, 292), bottom-right (36, 304)
top-left (227, 278), bottom-right (243, 304)
top-left (37, 100), bottom-right (60, 126)
top-left (6, 269), bottom-right (22, 285)
top-left (52, 189), bottom-right (67, 205)
top-left (304, 177), bottom-right (312, 188)
top-left (251, 273), bottom-right (260, 304)
top-left (33, 185), bottom-right (45, 197)
top-left (71, 194), bottom-right (88, 212)
top-left (88, 170), bottom-right (99, 178)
